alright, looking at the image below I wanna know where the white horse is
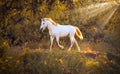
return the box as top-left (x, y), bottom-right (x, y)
top-left (40, 18), bottom-right (83, 51)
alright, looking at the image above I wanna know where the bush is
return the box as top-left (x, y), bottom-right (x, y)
top-left (0, 40), bottom-right (9, 58)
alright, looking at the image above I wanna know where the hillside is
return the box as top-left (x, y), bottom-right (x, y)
top-left (0, 0), bottom-right (120, 74)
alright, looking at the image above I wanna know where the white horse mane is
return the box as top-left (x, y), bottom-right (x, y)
top-left (43, 18), bottom-right (58, 26)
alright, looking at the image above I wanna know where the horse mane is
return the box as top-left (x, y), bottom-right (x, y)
top-left (43, 18), bottom-right (58, 26)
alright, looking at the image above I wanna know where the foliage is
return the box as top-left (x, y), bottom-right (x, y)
top-left (0, 39), bottom-right (9, 58)
top-left (0, 49), bottom-right (120, 74)
top-left (0, 0), bottom-right (119, 46)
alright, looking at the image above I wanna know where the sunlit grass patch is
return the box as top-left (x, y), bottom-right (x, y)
top-left (0, 47), bottom-right (119, 74)
top-left (85, 59), bottom-right (99, 67)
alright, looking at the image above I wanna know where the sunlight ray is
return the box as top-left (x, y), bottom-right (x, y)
top-left (97, 5), bottom-right (119, 30)
top-left (82, 2), bottom-right (117, 20)
top-left (63, 1), bottom-right (119, 23)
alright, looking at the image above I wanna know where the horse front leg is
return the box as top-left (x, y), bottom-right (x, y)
top-left (56, 36), bottom-right (64, 49)
top-left (50, 36), bottom-right (54, 51)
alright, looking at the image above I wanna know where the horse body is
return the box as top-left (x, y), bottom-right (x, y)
top-left (40, 18), bottom-right (83, 51)
top-left (52, 25), bottom-right (75, 37)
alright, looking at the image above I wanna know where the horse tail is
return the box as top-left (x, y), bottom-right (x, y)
top-left (75, 27), bottom-right (83, 40)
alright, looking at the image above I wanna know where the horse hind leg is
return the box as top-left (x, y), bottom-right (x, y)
top-left (68, 38), bottom-right (74, 51)
top-left (68, 38), bottom-right (80, 52)
top-left (74, 39), bottom-right (80, 52)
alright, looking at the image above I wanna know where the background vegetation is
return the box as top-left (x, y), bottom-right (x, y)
top-left (0, 0), bottom-right (120, 74)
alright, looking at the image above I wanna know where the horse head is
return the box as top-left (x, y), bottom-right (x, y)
top-left (40, 18), bottom-right (48, 32)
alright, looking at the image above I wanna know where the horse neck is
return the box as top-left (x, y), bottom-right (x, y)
top-left (46, 21), bottom-right (56, 31)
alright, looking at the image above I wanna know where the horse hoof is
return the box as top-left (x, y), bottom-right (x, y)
top-left (61, 46), bottom-right (64, 49)
top-left (50, 49), bottom-right (52, 52)
top-left (68, 50), bottom-right (71, 52)
top-left (68, 49), bottom-right (71, 52)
